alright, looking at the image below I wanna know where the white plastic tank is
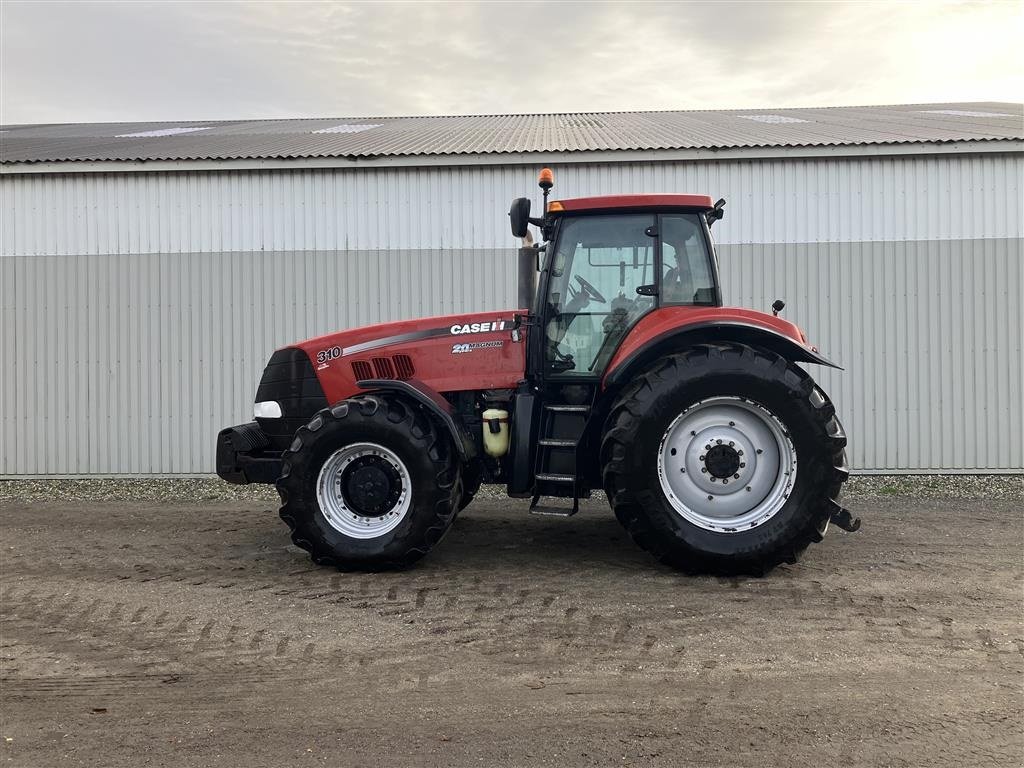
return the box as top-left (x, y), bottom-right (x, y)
top-left (481, 408), bottom-right (510, 457)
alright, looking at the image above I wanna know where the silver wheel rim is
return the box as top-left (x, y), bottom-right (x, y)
top-left (657, 396), bottom-right (797, 533)
top-left (315, 443), bottom-right (412, 539)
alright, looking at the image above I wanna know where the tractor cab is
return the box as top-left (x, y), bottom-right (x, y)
top-left (533, 196), bottom-right (721, 377)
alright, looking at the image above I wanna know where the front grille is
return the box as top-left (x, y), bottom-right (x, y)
top-left (254, 347), bottom-right (328, 451)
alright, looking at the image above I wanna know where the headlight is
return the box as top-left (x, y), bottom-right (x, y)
top-left (254, 401), bottom-right (283, 419)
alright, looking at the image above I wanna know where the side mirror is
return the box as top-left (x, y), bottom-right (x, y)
top-left (509, 197), bottom-right (531, 238)
top-left (706, 198), bottom-right (726, 228)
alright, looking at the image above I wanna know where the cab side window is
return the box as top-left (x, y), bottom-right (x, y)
top-left (660, 214), bottom-right (716, 305)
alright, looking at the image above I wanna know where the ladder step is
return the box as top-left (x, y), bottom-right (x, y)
top-left (535, 473), bottom-right (575, 483)
top-left (529, 495), bottom-right (579, 517)
top-left (544, 404), bottom-right (589, 413)
top-left (538, 438), bottom-right (577, 448)
top-left (529, 505), bottom-right (578, 517)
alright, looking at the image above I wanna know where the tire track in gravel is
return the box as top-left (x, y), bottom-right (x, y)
top-left (3, 526), bottom-right (1021, 679)
top-left (2, 497), bottom-right (1022, 768)
top-left (0, 581), bottom-right (429, 696)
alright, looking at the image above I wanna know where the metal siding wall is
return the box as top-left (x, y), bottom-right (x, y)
top-left (5, 155), bottom-right (1020, 257)
top-left (0, 248), bottom-right (514, 475)
top-left (1, 153), bottom-right (1021, 475)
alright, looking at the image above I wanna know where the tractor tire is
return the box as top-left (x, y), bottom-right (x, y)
top-left (277, 394), bottom-right (462, 570)
top-left (601, 343), bottom-right (848, 575)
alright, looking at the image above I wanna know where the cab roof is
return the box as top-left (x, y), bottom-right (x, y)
top-left (548, 194), bottom-right (715, 214)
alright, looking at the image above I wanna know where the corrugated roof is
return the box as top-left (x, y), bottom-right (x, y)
top-left (1, 102), bottom-right (1021, 165)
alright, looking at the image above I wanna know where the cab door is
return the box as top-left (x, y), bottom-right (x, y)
top-left (542, 213), bottom-right (658, 377)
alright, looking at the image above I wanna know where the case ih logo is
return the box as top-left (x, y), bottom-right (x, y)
top-left (449, 320), bottom-right (507, 335)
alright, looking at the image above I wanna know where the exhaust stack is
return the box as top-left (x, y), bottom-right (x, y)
top-left (517, 245), bottom-right (537, 310)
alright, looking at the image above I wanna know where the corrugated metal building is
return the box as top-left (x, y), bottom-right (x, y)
top-left (2, 103), bottom-right (1022, 476)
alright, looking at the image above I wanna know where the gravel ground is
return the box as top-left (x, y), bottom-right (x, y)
top-left (1, 473), bottom-right (1021, 504)
top-left (1, 493), bottom-right (1021, 767)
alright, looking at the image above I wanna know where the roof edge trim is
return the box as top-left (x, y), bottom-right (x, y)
top-left (2, 139), bottom-right (1021, 176)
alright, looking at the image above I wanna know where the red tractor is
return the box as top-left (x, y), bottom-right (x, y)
top-left (217, 170), bottom-right (858, 574)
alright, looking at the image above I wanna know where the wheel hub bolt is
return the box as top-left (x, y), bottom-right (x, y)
top-left (716, 439), bottom-right (723, 445)
top-left (707, 495), bottom-right (713, 501)
top-left (734, 473), bottom-right (740, 479)
top-left (740, 462), bottom-right (746, 468)
top-left (699, 454), bottom-right (706, 461)
top-left (722, 479), bottom-right (728, 484)
top-left (746, 486), bottom-right (752, 492)
top-left (701, 468), bottom-right (707, 473)
top-left (756, 449), bottom-right (763, 455)
top-left (729, 421), bottom-right (735, 426)
top-left (729, 441), bottom-right (734, 447)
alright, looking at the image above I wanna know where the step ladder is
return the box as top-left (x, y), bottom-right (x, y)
top-left (529, 403), bottom-right (589, 517)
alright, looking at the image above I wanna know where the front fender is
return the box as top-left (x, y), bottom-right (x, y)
top-left (355, 378), bottom-right (476, 461)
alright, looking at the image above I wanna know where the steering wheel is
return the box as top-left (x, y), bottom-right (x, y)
top-left (574, 275), bottom-right (607, 304)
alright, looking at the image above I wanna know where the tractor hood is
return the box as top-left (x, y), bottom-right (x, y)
top-left (288, 309), bottom-right (529, 405)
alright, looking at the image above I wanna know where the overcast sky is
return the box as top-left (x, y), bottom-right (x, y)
top-left (2, 1), bottom-right (1021, 125)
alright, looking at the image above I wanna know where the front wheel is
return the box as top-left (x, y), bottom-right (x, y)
top-left (601, 344), bottom-right (848, 575)
top-left (277, 395), bottom-right (462, 569)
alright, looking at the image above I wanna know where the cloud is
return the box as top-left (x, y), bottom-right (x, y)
top-left (1, 0), bottom-right (1020, 124)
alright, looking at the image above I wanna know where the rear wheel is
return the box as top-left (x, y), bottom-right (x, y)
top-left (601, 344), bottom-right (848, 575)
top-left (277, 395), bottom-right (461, 569)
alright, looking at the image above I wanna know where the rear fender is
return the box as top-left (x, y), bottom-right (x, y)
top-left (603, 321), bottom-right (841, 393)
top-left (355, 378), bottom-right (476, 461)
